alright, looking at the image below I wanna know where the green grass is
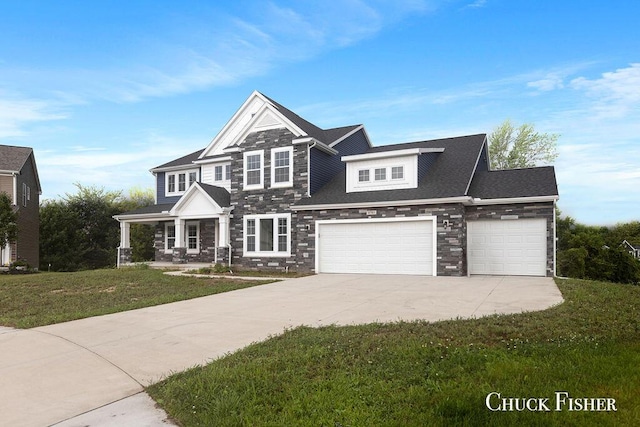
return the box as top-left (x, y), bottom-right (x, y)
top-left (147, 278), bottom-right (640, 426)
top-left (0, 268), bottom-right (274, 328)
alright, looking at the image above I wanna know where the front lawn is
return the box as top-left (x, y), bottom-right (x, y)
top-left (148, 278), bottom-right (640, 426)
top-left (0, 268), bottom-right (274, 328)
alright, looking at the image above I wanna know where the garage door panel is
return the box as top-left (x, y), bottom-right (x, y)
top-left (318, 219), bottom-right (433, 275)
top-left (469, 219), bottom-right (546, 276)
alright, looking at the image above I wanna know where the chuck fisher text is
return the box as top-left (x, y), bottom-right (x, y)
top-left (486, 391), bottom-right (617, 412)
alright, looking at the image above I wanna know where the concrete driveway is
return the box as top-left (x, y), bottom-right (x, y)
top-left (0, 274), bottom-right (563, 426)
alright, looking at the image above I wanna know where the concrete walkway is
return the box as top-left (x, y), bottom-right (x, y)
top-left (0, 275), bottom-right (563, 426)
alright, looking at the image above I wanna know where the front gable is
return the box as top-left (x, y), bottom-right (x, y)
top-left (199, 91), bottom-right (306, 159)
top-left (169, 183), bottom-right (227, 219)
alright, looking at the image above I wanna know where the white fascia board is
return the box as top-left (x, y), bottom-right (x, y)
top-left (0, 170), bottom-right (18, 175)
top-left (193, 156), bottom-right (233, 165)
top-left (464, 136), bottom-right (489, 196)
top-left (328, 125), bottom-right (366, 148)
top-left (150, 164), bottom-right (198, 173)
top-left (293, 137), bottom-right (338, 155)
top-left (169, 182), bottom-right (223, 216)
top-left (469, 195), bottom-right (559, 205)
top-left (341, 147), bottom-right (444, 162)
top-left (292, 196), bottom-right (472, 211)
top-left (113, 212), bottom-right (172, 222)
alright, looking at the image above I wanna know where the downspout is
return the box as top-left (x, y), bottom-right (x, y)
top-left (307, 141), bottom-right (317, 197)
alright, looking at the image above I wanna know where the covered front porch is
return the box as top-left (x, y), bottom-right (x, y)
top-left (114, 182), bottom-right (233, 267)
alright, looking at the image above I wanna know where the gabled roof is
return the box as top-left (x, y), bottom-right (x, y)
top-left (468, 166), bottom-right (559, 199)
top-left (261, 93), bottom-right (362, 145)
top-left (0, 145), bottom-right (32, 171)
top-left (198, 182), bottom-right (231, 207)
top-left (0, 144), bottom-right (42, 193)
top-left (295, 134), bottom-right (487, 206)
top-left (117, 203), bottom-right (176, 217)
top-left (151, 149), bottom-right (204, 172)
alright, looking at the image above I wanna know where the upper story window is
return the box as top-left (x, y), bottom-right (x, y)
top-left (374, 168), bottom-right (386, 181)
top-left (358, 170), bottom-right (370, 182)
top-left (166, 169), bottom-right (199, 197)
top-left (271, 147), bottom-right (293, 188)
top-left (243, 150), bottom-right (264, 190)
top-left (392, 166), bottom-right (404, 180)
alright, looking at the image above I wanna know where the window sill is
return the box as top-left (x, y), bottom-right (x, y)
top-left (270, 181), bottom-right (293, 189)
top-left (244, 251), bottom-right (291, 258)
top-left (243, 184), bottom-right (264, 191)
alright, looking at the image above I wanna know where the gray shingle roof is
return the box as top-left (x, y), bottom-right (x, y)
top-left (468, 167), bottom-right (558, 199)
top-left (152, 149), bottom-right (204, 171)
top-left (199, 183), bottom-right (230, 207)
top-left (0, 145), bottom-right (33, 171)
top-left (295, 134), bottom-right (488, 206)
top-left (118, 203), bottom-right (175, 216)
top-left (261, 93), bottom-right (361, 145)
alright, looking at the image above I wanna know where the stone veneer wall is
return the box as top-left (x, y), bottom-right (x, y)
top-left (229, 128), bottom-right (308, 271)
top-left (465, 202), bottom-right (556, 277)
top-left (295, 203), bottom-right (467, 276)
top-left (154, 220), bottom-right (218, 263)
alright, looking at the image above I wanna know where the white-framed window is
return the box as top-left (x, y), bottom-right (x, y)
top-left (358, 169), bottom-right (370, 182)
top-left (225, 164), bottom-right (231, 180)
top-left (166, 169), bottom-right (199, 197)
top-left (391, 166), bottom-right (404, 180)
top-left (374, 168), bottom-right (386, 181)
top-left (165, 224), bottom-right (176, 253)
top-left (213, 163), bottom-right (232, 184)
top-left (243, 213), bottom-right (291, 257)
top-left (243, 150), bottom-right (264, 190)
top-left (214, 165), bottom-right (223, 181)
top-left (271, 147), bottom-right (293, 188)
top-left (22, 183), bottom-right (27, 207)
top-left (186, 222), bottom-right (199, 253)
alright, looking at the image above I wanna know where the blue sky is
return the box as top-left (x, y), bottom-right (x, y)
top-left (1, 0), bottom-right (638, 225)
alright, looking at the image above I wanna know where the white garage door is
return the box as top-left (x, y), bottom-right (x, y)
top-left (468, 219), bottom-right (547, 276)
top-left (317, 218), bottom-right (435, 275)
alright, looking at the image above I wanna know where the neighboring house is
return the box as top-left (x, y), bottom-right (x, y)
top-left (0, 145), bottom-right (41, 268)
top-left (622, 240), bottom-right (640, 260)
top-left (115, 91), bottom-right (559, 276)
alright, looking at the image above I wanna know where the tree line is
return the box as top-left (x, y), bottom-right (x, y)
top-left (39, 184), bottom-right (155, 271)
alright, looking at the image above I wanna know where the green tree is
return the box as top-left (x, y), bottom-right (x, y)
top-left (118, 187), bottom-right (156, 262)
top-left (0, 192), bottom-right (18, 264)
top-left (488, 119), bottom-right (559, 170)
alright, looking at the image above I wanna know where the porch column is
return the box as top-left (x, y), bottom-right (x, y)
top-left (218, 214), bottom-right (229, 246)
top-left (173, 218), bottom-right (187, 263)
top-left (120, 222), bottom-right (131, 248)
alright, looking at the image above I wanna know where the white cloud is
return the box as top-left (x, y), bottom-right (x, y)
top-left (527, 74), bottom-right (565, 92)
top-left (0, 94), bottom-right (67, 138)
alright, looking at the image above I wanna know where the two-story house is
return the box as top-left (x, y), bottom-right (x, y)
top-left (115, 91), bottom-right (559, 276)
top-left (0, 145), bottom-right (41, 268)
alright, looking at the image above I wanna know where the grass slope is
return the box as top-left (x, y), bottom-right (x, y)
top-left (148, 279), bottom-right (640, 426)
top-left (0, 268), bottom-right (273, 328)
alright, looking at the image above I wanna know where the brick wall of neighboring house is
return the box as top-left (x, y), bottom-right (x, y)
top-left (294, 203), bottom-right (467, 275)
top-left (465, 202), bottom-right (556, 277)
top-left (15, 154), bottom-right (40, 268)
top-left (229, 128), bottom-right (308, 271)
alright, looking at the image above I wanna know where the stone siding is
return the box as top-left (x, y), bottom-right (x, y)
top-left (295, 203), bottom-right (467, 276)
top-left (154, 220), bottom-right (219, 264)
top-left (465, 202), bottom-right (556, 277)
top-left (229, 128), bottom-right (308, 271)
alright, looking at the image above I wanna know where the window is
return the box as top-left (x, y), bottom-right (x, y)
top-left (214, 165), bottom-right (223, 181)
top-left (166, 169), bottom-right (199, 196)
top-left (22, 183), bottom-right (27, 207)
top-left (214, 164), bottom-right (231, 182)
top-left (375, 168), bottom-right (386, 181)
top-left (243, 150), bottom-right (264, 190)
top-left (225, 164), bottom-right (231, 180)
top-left (358, 170), bottom-right (370, 182)
top-left (165, 224), bottom-right (176, 252)
top-left (392, 166), bottom-right (404, 180)
top-left (271, 147), bottom-right (293, 187)
top-left (187, 222), bottom-right (199, 253)
top-left (244, 214), bottom-right (291, 257)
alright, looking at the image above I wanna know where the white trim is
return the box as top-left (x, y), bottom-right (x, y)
top-left (470, 195), bottom-right (559, 205)
top-left (165, 169), bottom-right (199, 197)
top-left (164, 223), bottom-right (176, 254)
top-left (243, 213), bottom-right (292, 257)
top-left (186, 221), bottom-right (200, 254)
top-left (270, 146), bottom-right (293, 188)
top-left (465, 135), bottom-right (488, 195)
top-left (243, 149), bottom-right (264, 190)
top-left (328, 125), bottom-right (368, 148)
top-left (292, 137), bottom-right (338, 155)
top-left (292, 196), bottom-right (473, 211)
top-left (315, 216), bottom-right (437, 276)
top-left (342, 147), bottom-right (444, 162)
top-left (193, 155), bottom-right (233, 165)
